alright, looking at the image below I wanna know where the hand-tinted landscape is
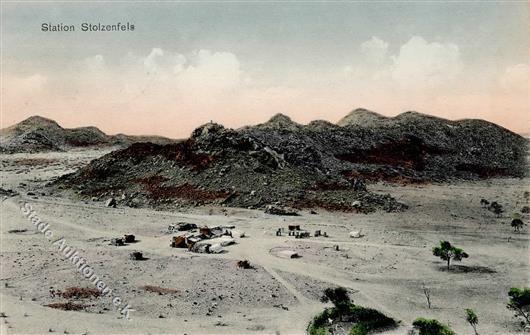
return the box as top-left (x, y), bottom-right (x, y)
top-left (1, 2), bottom-right (529, 335)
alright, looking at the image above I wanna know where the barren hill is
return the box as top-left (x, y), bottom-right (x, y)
top-left (52, 110), bottom-right (527, 212)
top-left (0, 116), bottom-right (175, 153)
top-left (337, 108), bottom-right (388, 126)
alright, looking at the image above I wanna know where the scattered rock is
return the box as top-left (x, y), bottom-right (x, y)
top-left (264, 205), bottom-right (299, 216)
top-left (105, 198), bottom-right (117, 208)
top-left (349, 230), bottom-right (364, 238)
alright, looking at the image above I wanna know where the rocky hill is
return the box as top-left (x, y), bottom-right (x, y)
top-left (248, 110), bottom-right (527, 180)
top-left (0, 116), bottom-right (175, 153)
top-left (52, 110), bottom-right (527, 212)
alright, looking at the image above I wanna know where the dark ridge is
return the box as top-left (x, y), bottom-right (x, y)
top-left (50, 109), bottom-right (527, 211)
top-left (1, 115), bottom-right (175, 153)
top-left (335, 135), bottom-right (450, 171)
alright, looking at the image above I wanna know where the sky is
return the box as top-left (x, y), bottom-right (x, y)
top-left (1, 2), bottom-right (529, 137)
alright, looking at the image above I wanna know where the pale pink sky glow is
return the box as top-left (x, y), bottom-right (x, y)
top-left (2, 4), bottom-right (528, 137)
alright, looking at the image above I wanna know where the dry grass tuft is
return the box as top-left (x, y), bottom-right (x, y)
top-left (57, 287), bottom-right (101, 299)
top-left (141, 285), bottom-right (179, 295)
top-left (45, 301), bottom-right (88, 311)
top-left (7, 229), bottom-right (28, 234)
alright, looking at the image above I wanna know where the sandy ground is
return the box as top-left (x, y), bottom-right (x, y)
top-left (0, 149), bottom-right (529, 334)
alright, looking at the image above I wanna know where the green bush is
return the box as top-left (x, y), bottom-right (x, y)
top-left (349, 323), bottom-right (369, 335)
top-left (321, 287), bottom-right (351, 315)
top-left (308, 324), bottom-right (330, 335)
top-left (312, 308), bottom-right (332, 328)
top-left (349, 305), bottom-right (397, 333)
top-left (412, 318), bottom-right (455, 335)
top-left (308, 308), bottom-right (332, 335)
top-left (308, 288), bottom-right (398, 335)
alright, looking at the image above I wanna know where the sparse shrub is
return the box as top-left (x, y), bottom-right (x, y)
top-left (45, 301), bottom-right (87, 311)
top-left (56, 287), bottom-right (100, 299)
top-left (348, 305), bottom-right (396, 335)
top-left (507, 287), bottom-right (530, 326)
top-left (308, 309), bottom-right (332, 335)
top-left (432, 241), bottom-right (468, 270)
top-left (412, 318), bottom-right (455, 335)
top-left (129, 251), bottom-right (144, 260)
top-left (308, 287), bottom-right (397, 335)
top-left (492, 207), bottom-right (503, 217)
top-left (308, 328), bottom-right (328, 335)
top-left (488, 201), bottom-right (504, 217)
top-left (7, 229), bottom-right (27, 234)
top-left (321, 287), bottom-right (351, 316)
top-left (511, 219), bottom-right (524, 232)
top-left (308, 326), bottom-right (329, 335)
top-left (141, 285), bottom-right (179, 295)
top-left (350, 323), bottom-right (369, 335)
top-left (465, 309), bottom-right (478, 335)
top-left (236, 260), bottom-right (253, 269)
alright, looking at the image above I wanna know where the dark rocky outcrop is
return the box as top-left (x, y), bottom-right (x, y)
top-left (51, 109), bottom-right (527, 212)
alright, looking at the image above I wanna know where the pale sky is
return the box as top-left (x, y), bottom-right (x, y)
top-left (1, 2), bottom-right (529, 137)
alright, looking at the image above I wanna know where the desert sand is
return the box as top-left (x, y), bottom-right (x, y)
top-left (0, 149), bottom-right (528, 334)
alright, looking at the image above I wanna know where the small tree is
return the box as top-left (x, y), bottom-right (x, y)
top-left (432, 241), bottom-right (469, 270)
top-left (507, 287), bottom-right (530, 326)
top-left (320, 287), bottom-right (351, 317)
top-left (465, 309), bottom-right (479, 335)
top-left (489, 202), bottom-right (504, 217)
top-left (511, 219), bottom-right (524, 232)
